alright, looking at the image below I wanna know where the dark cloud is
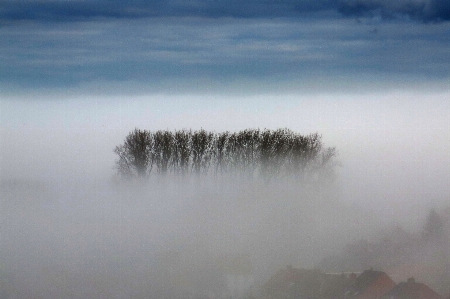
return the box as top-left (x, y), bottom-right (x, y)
top-left (0, 0), bottom-right (448, 22)
top-left (337, 0), bottom-right (450, 22)
top-left (0, 0), bottom-right (331, 21)
top-left (1, 17), bottom-right (449, 92)
top-left (0, 0), bottom-right (167, 22)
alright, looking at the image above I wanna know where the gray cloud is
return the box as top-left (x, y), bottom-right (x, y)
top-left (0, 0), bottom-right (331, 21)
top-left (1, 17), bottom-right (449, 92)
top-left (337, 0), bottom-right (450, 22)
top-left (0, 0), bottom-right (449, 23)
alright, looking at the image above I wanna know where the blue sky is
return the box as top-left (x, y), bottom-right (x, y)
top-left (1, 0), bottom-right (449, 216)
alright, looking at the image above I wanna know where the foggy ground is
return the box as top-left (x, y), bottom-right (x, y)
top-left (1, 172), bottom-right (448, 298)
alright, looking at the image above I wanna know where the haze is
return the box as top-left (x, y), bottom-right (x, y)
top-left (1, 1), bottom-right (450, 298)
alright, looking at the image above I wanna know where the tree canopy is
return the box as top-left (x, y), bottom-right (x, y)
top-left (114, 128), bottom-right (337, 182)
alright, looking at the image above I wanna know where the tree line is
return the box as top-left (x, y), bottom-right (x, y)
top-left (114, 128), bottom-right (337, 181)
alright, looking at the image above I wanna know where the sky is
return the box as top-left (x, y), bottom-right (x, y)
top-left (1, 0), bottom-right (449, 216)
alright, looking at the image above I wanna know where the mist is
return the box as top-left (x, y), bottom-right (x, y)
top-left (1, 92), bottom-right (449, 298)
top-left (1, 170), bottom-right (369, 298)
top-left (2, 0), bottom-right (450, 295)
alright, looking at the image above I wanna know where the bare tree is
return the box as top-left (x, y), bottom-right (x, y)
top-left (153, 130), bottom-right (174, 175)
top-left (214, 131), bottom-right (230, 175)
top-left (191, 129), bottom-right (214, 175)
top-left (236, 129), bottom-right (260, 178)
top-left (172, 129), bottom-right (192, 176)
top-left (114, 128), bottom-right (337, 182)
top-left (114, 128), bottom-right (153, 178)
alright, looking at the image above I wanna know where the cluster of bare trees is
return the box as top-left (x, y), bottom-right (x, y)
top-left (114, 128), bottom-right (336, 181)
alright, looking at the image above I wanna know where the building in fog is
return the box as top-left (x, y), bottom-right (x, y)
top-left (381, 277), bottom-right (442, 299)
top-left (345, 269), bottom-right (396, 299)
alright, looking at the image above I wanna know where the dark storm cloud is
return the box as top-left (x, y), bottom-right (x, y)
top-left (1, 0), bottom-right (449, 22)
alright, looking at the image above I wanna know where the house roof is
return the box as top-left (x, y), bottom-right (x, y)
top-left (382, 278), bottom-right (442, 299)
top-left (353, 270), bottom-right (389, 294)
top-left (321, 273), bottom-right (354, 299)
top-left (386, 264), bottom-right (443, 283)
top-left (346, 269), bottom-right (396, 299)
